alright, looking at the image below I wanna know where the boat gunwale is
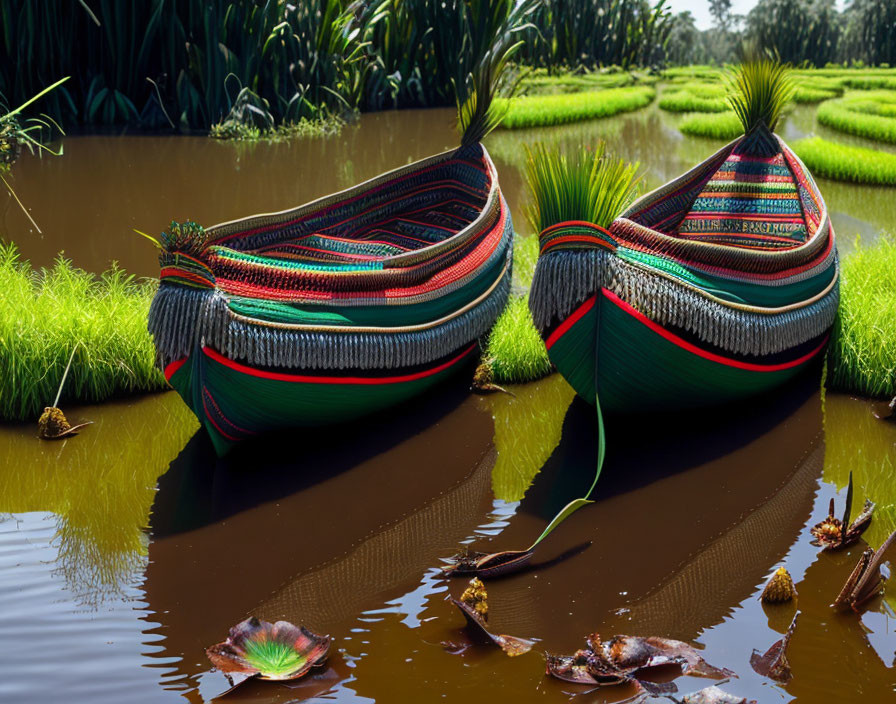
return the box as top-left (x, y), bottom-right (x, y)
top-left (202, 144), bottom-right (503, 270)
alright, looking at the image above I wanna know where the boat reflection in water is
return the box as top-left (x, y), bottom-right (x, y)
top-left (141, 362), bottom-right (857, 703)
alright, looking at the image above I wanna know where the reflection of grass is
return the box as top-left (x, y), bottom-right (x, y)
top-left (793, 137), bottom-right (896, 186)
top-left (0, 243), bottom-right (166, 420)
top-left (0, 393), bottom-right (197, 605)
top-left (816, 92), bottom-right (896, 144)
top-left (678, 111), bottom-right (741, 140)
top-left (822, 394), bottom-right (896, 549)
top-left (487, 375), bottom-right (576, 503)
top-left (497, 86), bottom-right (655, 129)
top-left (828, 236), bottom-right (896, 399)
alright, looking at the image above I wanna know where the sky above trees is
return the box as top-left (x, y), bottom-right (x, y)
top-left (668, 0), bottom-right (847, 30)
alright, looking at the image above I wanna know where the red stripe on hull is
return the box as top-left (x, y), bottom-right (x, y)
top-left (201, 343), bottom-right (477, 384)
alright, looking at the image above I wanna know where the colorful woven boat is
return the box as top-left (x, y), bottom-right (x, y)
top-left (149, 142), bottom-right (513, 455)
top-left (529, 123), bottom-right (838, 412)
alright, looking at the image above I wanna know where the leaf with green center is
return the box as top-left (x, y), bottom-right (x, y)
top-left (206, 617), bottom-right (330, 690)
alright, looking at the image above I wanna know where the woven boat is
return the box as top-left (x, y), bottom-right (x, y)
top-left (529, 124), bottom-right (838, 412)
top-left (149, 142), bottom-right (513, 454)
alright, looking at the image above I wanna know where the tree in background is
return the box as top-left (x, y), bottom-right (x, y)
top-left (744, 0), bottom-right (841, 66)
top-left (664, 11), bottom-right (709, 65)
top-left (840, 0), bottom-right (896, 66)
top-left (705, 0), bottom-right (742, 63)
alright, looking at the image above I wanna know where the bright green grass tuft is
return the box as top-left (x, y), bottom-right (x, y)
top-left (658, 83), bottom-right (728, 113)
top-left (678, 111), bottom-right (742, 140)
top-left (827, 236), bottom-right (896, 399)
top-left (792, 137), bottom-right (896, 186)
top-left (0, 243), bottom-right (166, 420)
top-left (792, 85), bottom-right (839, 103)
top-left (816, 91), bottom-right (896, 144)
top-left (497, 86), bottom-right (655, 129)
top-left (243, 638), bottom-right (307, 677)
top-left (487, 295), bottom-right (552, 384)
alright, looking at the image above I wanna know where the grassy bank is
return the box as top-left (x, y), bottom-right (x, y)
top-left (793, 137), bottom-right (896, 186)
top-left (678, 111), bottom-right (742, 140)
top-left (827, 236), bottom-right (896, 399)
top-left (816, 91), bottom-right (896, 144)
top-left (497, 85), bottom-right (655, 129)
top-left (0, 244), bottom-right (166, 421)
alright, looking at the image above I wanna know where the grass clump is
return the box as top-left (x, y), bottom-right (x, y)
top-left (827, 236), bottom-right (896, 399)
top-left (497, 85), bottom-right (655, 129)
top-left (678, 111), bottom-right (743, 140)
top-left (210, 115), bottom-right (345, 141)
top-left (0, 243), bottom-right (166, 421)
top-left (793, 85), bottom-right (839, 103)
top-left (658, 83), bottom-right (728, 113)
top-left (816, 92), bottom-right (896, 144)
top-left (792, 137), bottom-right (896, 187)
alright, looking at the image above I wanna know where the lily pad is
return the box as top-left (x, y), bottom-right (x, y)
top-left (206, 617), bottom-right (329, 687)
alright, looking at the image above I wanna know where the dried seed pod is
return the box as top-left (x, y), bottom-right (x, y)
top-left (460, 577), bottom-right (488, 620)
top-left (761, 567), bottom-right (797, 604)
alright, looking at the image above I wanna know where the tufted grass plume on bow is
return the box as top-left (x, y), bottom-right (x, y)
top-left (726, 59), bottom-right (794, 134)
top-left (524, 141), bottom-right (640, 234)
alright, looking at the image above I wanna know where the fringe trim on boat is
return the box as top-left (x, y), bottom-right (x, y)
top-left (148, 284), bottom-right (215, 367)
top-left (149, 267), bottom-right (511, 371)
top-left (529, 250), bottom-right (839, 357)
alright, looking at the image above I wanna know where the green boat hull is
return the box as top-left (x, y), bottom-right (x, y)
top-left (546, 287), bottom-right (827, 413)
top-left (165, 344), bottom-right (476, 456)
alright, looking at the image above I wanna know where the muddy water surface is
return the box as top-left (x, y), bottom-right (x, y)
top-left (2, 106), bottom-right (896, 703)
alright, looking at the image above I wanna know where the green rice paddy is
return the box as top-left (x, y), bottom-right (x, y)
top-left (816, 91), bottom-right (896, 144)
top-left (793, 137), bottom-right (896, 186)
top-left (497, 85), bottom-right (655, 129)
top-left (827, 236), bottom-right (896, 399)
top-left (678, 111), bottom-right (742, 140)
top-left (0, 243), bottom-right (166, 421)
top-left (658, 83), bottom-right (728, 113)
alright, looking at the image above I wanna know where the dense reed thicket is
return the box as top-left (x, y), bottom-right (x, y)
top-left (0, 244), bottom-right (165, 421)
top-left (793, 137), bottom-right (896, 187)
top-left (0, 0), bottom-right (537, 130)
top-left (518, 0), bottom-right (672, 70)
top-left (828, 236), bottom-right (896, 399)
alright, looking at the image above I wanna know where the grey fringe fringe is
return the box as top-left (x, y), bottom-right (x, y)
top-left (149, 267), bottom-right (511, 371)
top-left (529, 249), bottom-right (839, 358)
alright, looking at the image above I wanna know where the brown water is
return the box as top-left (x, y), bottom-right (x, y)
top-left (2, 105), bottom-right (896, 703)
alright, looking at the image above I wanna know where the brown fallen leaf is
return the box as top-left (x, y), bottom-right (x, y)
top-left (546, 632), bottom-right (733, 687)
top-left (680, 685), bottom-right (756, 704)
top-left (470, 362), bottom-right (514, 396)
top-left (751, 611), bottom-right (798, 683)
top-left (810, 471), bottom-right (874, 551)
top-left (871, 397), bottom-right (895, 420)
top-left (760, 566), bottom-right (797, 604)
top-left (832, 528), bottom-right (896, 612)
top-left (441, 547), bottom-right (533, 578)
top-left (449, 578), bottom-right (535, 657)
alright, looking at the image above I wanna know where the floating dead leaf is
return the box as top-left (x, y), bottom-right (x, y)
top-left (206, 617), bottom-right (329, 693)
top-left (546, 632), bottom-right (733, 689)
top-left (680, 685), bottom-right (756, 704)
top-left (832, 528), bottom-right (896, 612)
top-left (750, 611), bottom-right (798, 683)
top-left (37, 406), bottom-right (92, 439)
top-left (441, 547), bottom-right (533, 578)
top-left (810, 471), bottom-right (874, 551)
top-left (449, 578), bottom-right (535, 657)
top-left (760, 566), bottom-right (797, 604)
